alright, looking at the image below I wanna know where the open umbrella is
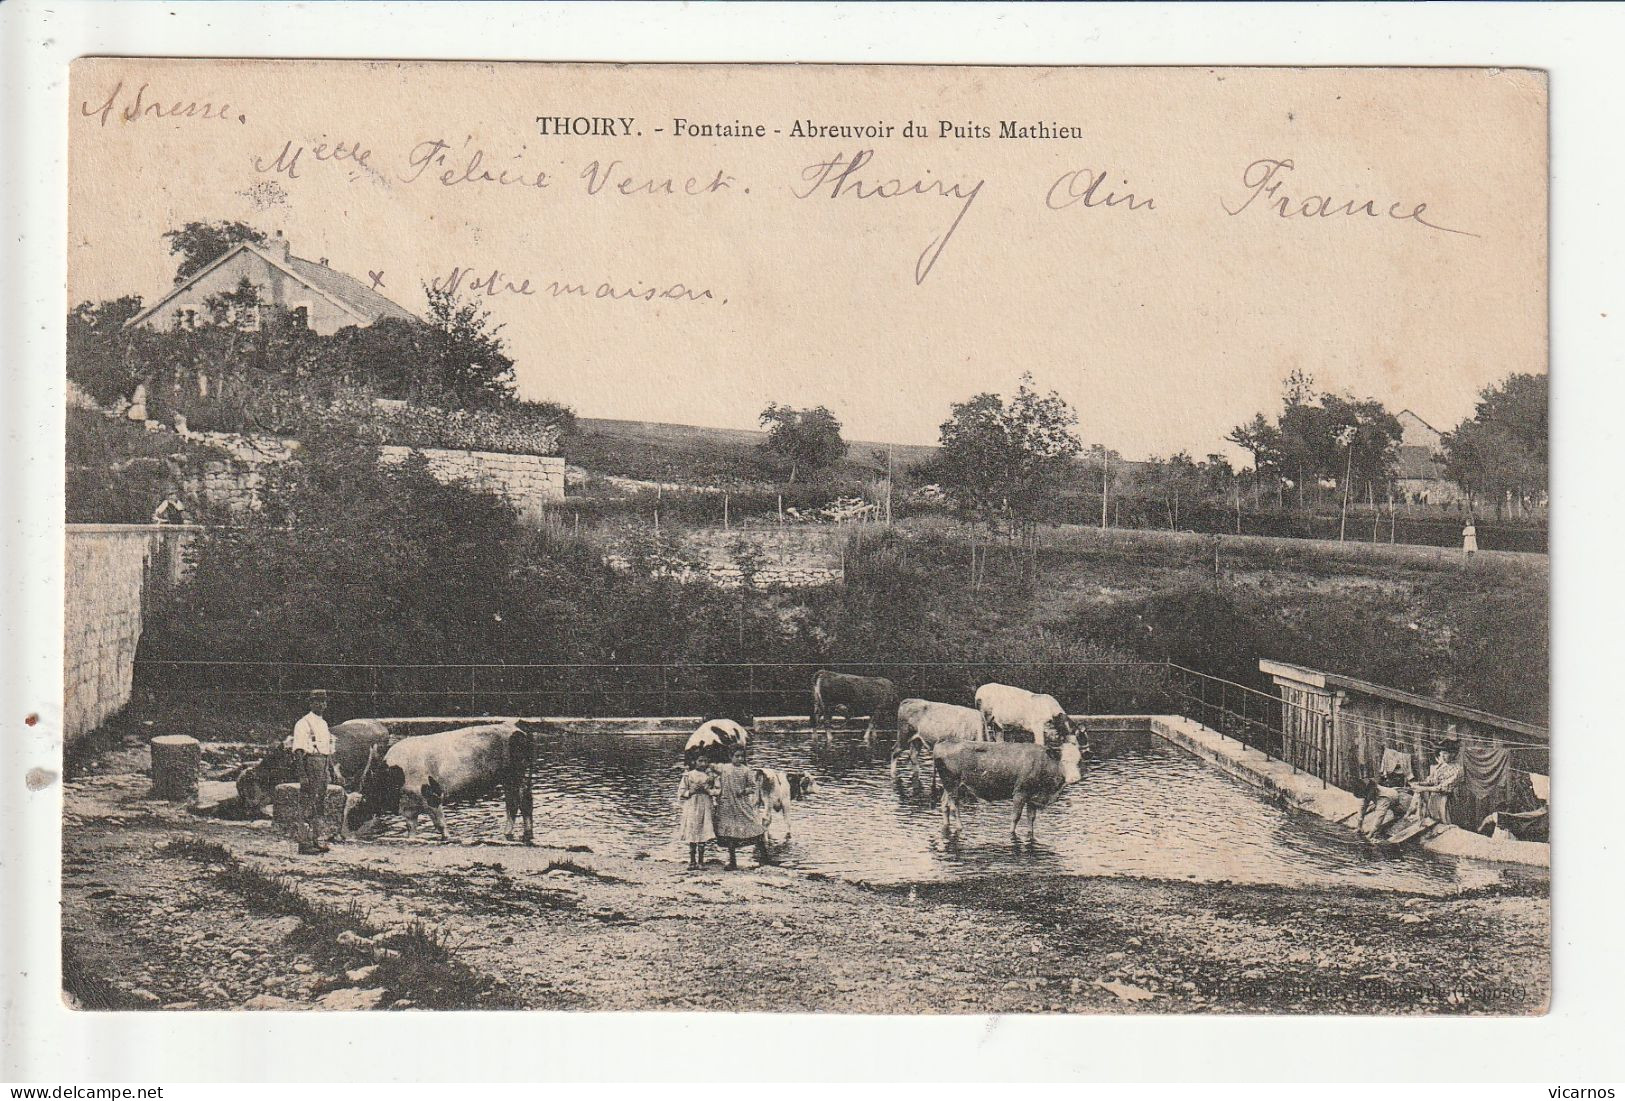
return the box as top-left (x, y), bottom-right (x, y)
top-left (684, 718), bottom-right (750, 761)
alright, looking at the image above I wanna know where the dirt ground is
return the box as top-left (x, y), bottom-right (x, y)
top-left (60, 741), bottom-right (1550, 1015)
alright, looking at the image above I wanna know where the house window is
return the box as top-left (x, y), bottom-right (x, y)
top-left (173, 306), bottom-right (199, 330)
top-left (289, 303), bottom-right (311, 330)
top-left (237, 303), bottom-right (262, 331)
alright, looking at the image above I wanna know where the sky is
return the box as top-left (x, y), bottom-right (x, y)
top-left (68, 61), bottom-right (1547, 461)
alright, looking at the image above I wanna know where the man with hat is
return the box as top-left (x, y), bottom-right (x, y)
top-left (290, 689), bottom-right (336, 855)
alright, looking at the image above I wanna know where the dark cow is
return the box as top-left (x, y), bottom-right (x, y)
top-left (933, 738), bottom-right (1085, 841)
top-left (974, 683), bottom-right (1087, 750)
top-left (811, 670), bottom-right (900, 748)
top-left (348, 720), bottom-right (542, 843)
top-left (889, 698), bottom-right (986, 787)
top-left (236, 718), bottom-right (396, 826)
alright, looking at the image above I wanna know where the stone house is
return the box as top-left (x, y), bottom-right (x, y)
top-left (124, 230), bottom-right (415, 335)
top-left (1393, 409), bottom-right (1465, 508)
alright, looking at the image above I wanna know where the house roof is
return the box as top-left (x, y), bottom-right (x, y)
top-left (279, 251), bottom-right (417, 325)
top-left (124, 241), bottom-right (415, 329)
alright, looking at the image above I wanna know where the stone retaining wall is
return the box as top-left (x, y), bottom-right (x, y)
top-left (378, 446), bottom-right (566, 523)
top-left (64, 524), bottom-right (199, 745)
top-left (603, 526), bottom-right (846, 589)
top-left (178, 442), bottom-right (567, 523)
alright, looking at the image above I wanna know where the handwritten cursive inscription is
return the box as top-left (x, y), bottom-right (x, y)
top-left (402, 139), bottom-right (552, 189)
top-left (1222, 158), bottom-right (1478, 238)
top-left (793, 150), bottom-right (984, 285)
top-left (432, 266), bottom-right (724, 306)
top-left (1046, 168), bottom-right (1155, 213)
top-left (81, 81), bottom-right (245, 127)
top-left (254, 138), bottom-right (373, 180)
top-left (580, 160), bottom-right (734, 197)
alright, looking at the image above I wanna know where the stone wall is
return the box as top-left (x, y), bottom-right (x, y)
top-left (605, 526), bottom-right (846, 589)
top-left (176, 438), bottom-right (567, 523)
top-left (64, 525), bottom-right (198, 745)
top-left (378, 446), bottom-right (566, 523)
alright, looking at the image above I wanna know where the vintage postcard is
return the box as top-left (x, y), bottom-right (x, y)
top-left (62, 58), bottom-right (1548, 1015)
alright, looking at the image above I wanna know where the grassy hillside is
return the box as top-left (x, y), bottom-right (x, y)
top-left (567, 417), bottom-right (937, 488)
top-left (818, 527), bottom-right (1547, 728)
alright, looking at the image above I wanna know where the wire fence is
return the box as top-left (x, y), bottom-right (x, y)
top-left (132, 656), bottom-right (1347, 774)
top-left (130, 657), bottom-right (1546, 821)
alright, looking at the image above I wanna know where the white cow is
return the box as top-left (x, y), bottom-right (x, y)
top-left (974, 683), bottom-right (1087, 750)
top-left (890, 698), bottom-right (987, 787)
top-left (349, 721), bottom-right (540, 842)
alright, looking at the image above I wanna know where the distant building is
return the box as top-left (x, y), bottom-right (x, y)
top-left (1393, 409), bottom-right (1465, 507)
top-left (125, 230), bottom-right (415, 336)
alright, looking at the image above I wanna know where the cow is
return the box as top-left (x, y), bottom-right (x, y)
top-left (754, 767), bottom-right (815, 840)
top-left (811, 670), bottom-right (900, 749)
top-left (889, 698), bottom-right (987, 788)
top-left (974, 683), bottom-right (1088, 750)
top-left (235, 718), bottom-right (396, 832)
top-left (683, 717), bottom-right (751, 764)
top-left (348, 720), bottom-right (541, 843)
top-left (933, 738), bottom-right (1086, 842)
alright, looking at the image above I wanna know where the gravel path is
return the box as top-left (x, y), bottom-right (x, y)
top-left (61, 753), bottom-right (1549, 1015)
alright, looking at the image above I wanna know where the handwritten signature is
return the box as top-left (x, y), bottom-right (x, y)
top-left (793, 150), bottom-right (984, 286)
top-left (1222, 158), bottom-right (1478, 238)
top-left (81, 82), bottom-right (245, 128)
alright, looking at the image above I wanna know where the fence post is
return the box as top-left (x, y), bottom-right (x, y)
top-left (468, 666), bottom-right (477, 716)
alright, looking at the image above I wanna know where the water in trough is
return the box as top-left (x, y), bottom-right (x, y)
top-left (369, 726), bottom-right (1530, 895)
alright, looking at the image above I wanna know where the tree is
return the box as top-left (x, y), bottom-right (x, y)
top-left (1319, 393), bottom-right (1403, 495)
top-left (757, 403), bottom-right (848, 483)
top-left (149, 432), bottom-right (529, 664)
top-left (419, 283), bottom-right (517, 407)
top-left (1225, 412), bottom-right (1284, 501)
top-left (1276, 373), bottom-right (1327, 507)
top-left (66, 295), bottom-right (145, 404)
top-left (1442, 373), bottom-right (1548, 517)
top-left (163, 221), bottom-right (268, 284)
top-left (935, 374), bottom-right (1083, 532)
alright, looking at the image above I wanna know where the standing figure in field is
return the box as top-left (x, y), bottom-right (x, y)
top-left (237, 717), bottom-right (394, 827)
top-left (1462, 517), bottom-right (1479, 559)
top-left (712, 746), bottom-right (768, 870)
top-left (811, 670), bottom-right (899, 749)
top-left (290, 689), bottom-right (335, 856)
top-left (675, 751), bottom-right (719, 869)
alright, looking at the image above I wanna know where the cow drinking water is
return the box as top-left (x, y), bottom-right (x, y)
top-left (811, 670), bottom-right (899, 748)
top-left (933, 738), bottom-right (1085, 842)
top-left (348, 720), bottom-right (542, 843)
top-left (974, 683), bottom-right (1087, 750)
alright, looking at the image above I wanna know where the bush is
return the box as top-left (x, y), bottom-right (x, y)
top-left (65, 406), bottom-right (229, 523)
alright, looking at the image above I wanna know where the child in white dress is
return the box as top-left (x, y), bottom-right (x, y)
top-left (675, 755), bottom-right (718, 869)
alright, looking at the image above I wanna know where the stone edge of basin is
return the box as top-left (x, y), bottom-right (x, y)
top-left (1126, 713), bottom-right (1550, 870)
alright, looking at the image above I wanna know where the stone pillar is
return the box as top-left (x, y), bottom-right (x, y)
top-left (272, 782), bottom-right (350, 839)
top-left (150, 734), bottom-right (202, 801)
